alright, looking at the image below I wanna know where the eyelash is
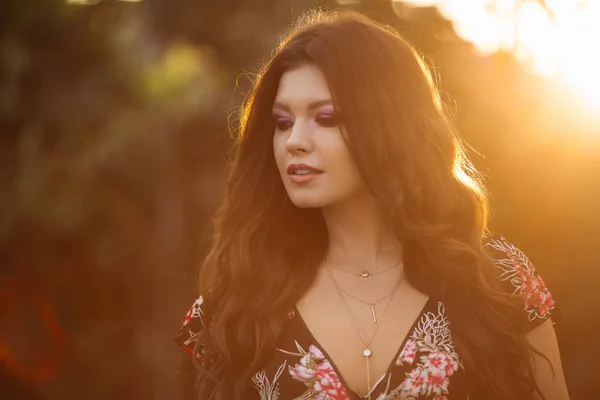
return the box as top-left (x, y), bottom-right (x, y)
top-left (273, 114), bottom-right (339, 131)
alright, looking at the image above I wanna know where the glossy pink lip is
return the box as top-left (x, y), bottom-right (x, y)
top-left (287, 163), bottom-right (323, 175)
top-left (287, 163), bottom-right (323, 184)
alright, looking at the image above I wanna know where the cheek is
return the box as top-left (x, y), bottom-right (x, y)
top-left (325, 141), bottom-right (363, 187)
top-left (337, 156), bottom-right (363, 187)
top-left (327, 137), bottom-right (357, 172)
top-left (272, 136), bottom-right (286, 171)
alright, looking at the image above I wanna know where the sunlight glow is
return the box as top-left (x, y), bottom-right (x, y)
top-left (399, 0), bottom-right (600, 108)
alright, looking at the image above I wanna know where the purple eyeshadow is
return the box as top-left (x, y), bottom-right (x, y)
top-left (316, 105), bottom-right (335, 115)
top-left (273, 110), bottom-right (291, 120)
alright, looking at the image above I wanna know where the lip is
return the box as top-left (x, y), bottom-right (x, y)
top-left (287, 163), bottom-right (324, 175)
top-left (287, 163), bottom-right (324, 184)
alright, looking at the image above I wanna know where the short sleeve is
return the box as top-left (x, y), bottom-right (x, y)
top-left (483, 235), bottom-right (558, 330)
top-left (174, 295), bottom-right (205, 361)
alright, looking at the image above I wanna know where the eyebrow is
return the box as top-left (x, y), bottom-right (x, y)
top-left (272, 99), bottom-right (333, 113)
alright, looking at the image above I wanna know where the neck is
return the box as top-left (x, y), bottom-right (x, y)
top-left (321, 190), bottom-right (402, 273)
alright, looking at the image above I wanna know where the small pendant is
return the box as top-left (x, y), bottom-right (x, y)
top-left (360, 271), bottom-right (370, 278)
top-left (371, 305), bottom-right (377, 324)
top-left (363, 348), bottom-right (372, 358)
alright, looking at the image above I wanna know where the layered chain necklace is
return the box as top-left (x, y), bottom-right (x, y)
top-left (325, 260), bottom-right (405, 399)
top-left (325, 259), bottom-right (402, 324)
top-left (326, 259), bottom-right (400, 278)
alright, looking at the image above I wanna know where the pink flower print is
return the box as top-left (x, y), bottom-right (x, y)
top-left (514, 264), bottom-right (527, 282)
top-left (181, 296), bottom-right (203, 328)
top-left (301, 353), bottom-right (313, 366)
top-left (289, 362), bottom-right (316, 382)
top-left (521, 273), bottom-right (541, 293)
top-left (423, 352), bottom-right (459, 377)
top-left (312, 360), bottom-right (350, 400)
top-left (403, 367), bottom-right (428, 396)
top-left (288, 344), bottom-right (328, 383)
top-left (537, 291), bottom-right (555, 317)
top-left (282, 343), bottom-right (350, 399)
top-left (182, 311), bottom-right (192, 327)
top-left (182, 304), bottom-right (196, 327)
top-left (399, 339), bottom-right (417, 365)
top-left (426, 370), bottom-right (449, 396)
top-left (402, 351), bottom-right (416, 365)
top-left (515, 264), bottom-right (555, 317)
top-left (444, 354), bottom-right (459, 377)
top-left (433, 396), bottom-right (448, 400)
top-left (309, 344), bottom-right (325, 360)
top-left (423, 352), bottom-right (448, 375)
top-left (289, 353), bottom-right (318, 382)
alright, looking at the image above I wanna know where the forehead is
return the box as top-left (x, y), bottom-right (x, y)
top-left (274, 64), bottom-right (332, 106)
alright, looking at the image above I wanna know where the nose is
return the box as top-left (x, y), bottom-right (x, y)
top-left (285, 120), bottom-right (313, 155)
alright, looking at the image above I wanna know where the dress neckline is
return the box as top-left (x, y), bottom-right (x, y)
top-left (291, 296), bottom-right (433, 399)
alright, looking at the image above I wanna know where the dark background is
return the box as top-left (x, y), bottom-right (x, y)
top-left (1, 0), bottom-right (598, 399)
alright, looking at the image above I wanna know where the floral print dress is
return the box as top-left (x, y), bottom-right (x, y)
top-left (175, 236), bottom-right (557, 400)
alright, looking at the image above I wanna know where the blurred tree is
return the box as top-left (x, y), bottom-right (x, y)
top-left (0, 0), bottom-right (197, 398)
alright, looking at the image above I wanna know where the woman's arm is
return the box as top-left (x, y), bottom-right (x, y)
top-left (527, 319), bottom-right (570, 400)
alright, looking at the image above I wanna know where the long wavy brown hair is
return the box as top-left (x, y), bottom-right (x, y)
top-left (196, 10), bottom-right (546, 400)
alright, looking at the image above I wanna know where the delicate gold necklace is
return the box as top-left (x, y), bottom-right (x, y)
top-left (327, 270), bottom-right (401, 399)
top-left (330, 270), bottom-right (405, 324)
top-left (325, 259), bottom-right (401, 278)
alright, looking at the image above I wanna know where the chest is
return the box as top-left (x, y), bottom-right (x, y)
top-left (252, 299), bottom-right (468, 400)
top-left (297, 285), bottom-right (430, 397)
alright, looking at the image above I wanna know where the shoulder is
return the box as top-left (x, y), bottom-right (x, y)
top-left (174, 294), bottom-right (205, 356)
top-left (482, 234), bottom-right (557, 328)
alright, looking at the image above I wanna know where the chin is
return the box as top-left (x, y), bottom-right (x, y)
top-left (289, 199), bottom-right (323, 209)
top-left (287, 193), bottom-right (328, 209)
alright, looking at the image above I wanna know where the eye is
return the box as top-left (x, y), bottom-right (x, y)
top-left (273, 117), bottom-right (293, 131)
top-left (315, 113), bottom-right (340, 128)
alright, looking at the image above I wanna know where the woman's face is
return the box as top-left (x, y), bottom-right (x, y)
top-left (272, 64), bottom-right (365, 208)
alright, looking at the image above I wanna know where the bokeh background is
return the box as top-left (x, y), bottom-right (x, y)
top-left (1, 0), bottom-right (598, 399)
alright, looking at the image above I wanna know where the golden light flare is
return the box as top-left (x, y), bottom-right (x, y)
top-left (398, 0), bottom-right (600, 108)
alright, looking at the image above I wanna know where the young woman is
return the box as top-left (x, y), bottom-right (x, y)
top-left (176, 10), bottom-right (569, 400)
